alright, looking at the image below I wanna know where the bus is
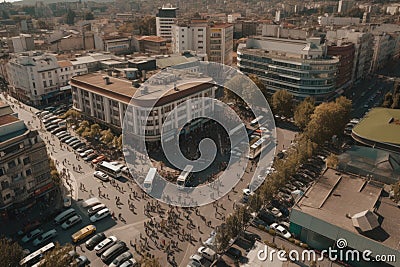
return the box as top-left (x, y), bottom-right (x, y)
top-left (177, 165), bottom-right (193, 188)
top-left (143, 168), bottom-right (157, 193)
top-left (19, 242), bottom-right (55, 266)
top-left (250, 116), bottom-right (264, 127)
top-left (95, 161), bottom-right (122, 179)
top-left (71, 225), bottom-right (96, 243)
top-left (248, 137), bottom-right (271, 159)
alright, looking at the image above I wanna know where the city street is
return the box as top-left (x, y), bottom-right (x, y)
top-left (1, 93), bottom-right (295, 266)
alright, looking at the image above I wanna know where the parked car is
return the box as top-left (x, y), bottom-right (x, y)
top-left (85, 233), bottom-right (106, 250)
top-left (270, 223), bottom-right (291, 239)
top-left (60, 135), bottom-right (72, 142)
top-left (226, 247), bottom-right (242, 260)
top-left (251, 218), bottom-right (269, 229)
top-left (92, 155), bottom-right (106, 164)
top-left (189, 254), bottom-right (203, 266)
top-left (73, 255), bottom-right (89, 267)
top-left (258, 211), bottom-right (276, 224)
top-left (94, 171), bottom-right (110, 182)
top-left (33, 229), bottom-right (57, 246)
top-left (21, 229), bottom-right (43, 243)
top-left (120, 259), bottom-right (138, 267)
top-left (76, 147), bottom-right (88, 153)
top-left (95, 236), bottom-right (118, 256)
top-left (88, 203), bottom-right (107, 216)
top-left (65, 137), bottom-right (79, 145)
top-left (109, 251), bottom-right (133, 267)
top-left (63, 195), bottom-right (72, 208)
top-left (90, 208), bottom-right (110, 223)
top-left (61, 215), bottom-right (82, 230)
top-left (83, 153), bottom-right (98, 162)
top-left (69, 140), bottom-right (81, 147)
top-left (72, 142), bottom-right (85, 149)
top-left (79, 149), bottom-right (94, 157)
top-left (266, 206), bottom-right (283, 218)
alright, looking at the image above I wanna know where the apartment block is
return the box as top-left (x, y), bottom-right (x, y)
top-left (172, 20), bottom-right (208, 56)
top-left (209, 24), bottom-right (234, 66)
top-left (327, 42), bottom-right (355, 90)
top-left (237, 36), bottom-right (339, 102)
top-left (0, 102), bottom-right (52, 213)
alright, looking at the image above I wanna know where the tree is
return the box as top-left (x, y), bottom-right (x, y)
top-left (215, 225), bottom-right (230, 253)
top-left (326, 153), bottom-right (339, 169)
top-left (49, 159), bottom-right (61, 184)
top-left (382, 92), bottom-right (393, 108)
top-left (391, 93), bottom-right (400, 109)
top-left (100, 129), bottom-right (115, 145)
top-left (138, 255), bottom-right (162, 267)
top-left (89, 124), bottom-right (101, 138)
top-left (305, 97), bottom-right (352, 144)
top-left (392, 181), bottom-right (400, 202)
top-left (76, 120), bottom-right (89, 135)
top-left (248, 193), bottom-right (262, 212)
top-left (42, 243), bottom-right (74, 267)
top-left (0, 237), bottom-right (24, 267)
top-left (138, 16), bottom-right (156, 35)
top-left (294, 97), bottom-right (315, 130)
top-left (84, 12), bottom-right (94, 20)
top-left (271, 90), bottom-right (294, 118)
top-left (249, 74), bottom-right (268, 97)
top-left (66, 9), bottom-right (76, 25)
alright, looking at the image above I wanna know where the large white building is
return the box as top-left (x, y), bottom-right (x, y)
top-left (172, 20), bottom-right (208, 57)
top-left (156, 4), bottom-right (178, 41)
top-left (209, 24), bottom-right (234, 66)
top-left (70, 71), bottom-right (217, 142)
top-left (237, 36), bottom-right (339, 102)
top-left (6, 52), bottom-right (62, 106)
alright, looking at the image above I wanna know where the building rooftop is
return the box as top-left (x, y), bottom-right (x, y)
top-left (293, 168), bottom-right (400, 250)
top-left (0, 114), bottom-right (19, 127)
top-left (58, 60), bottom-right (72, 68)
top-left (70, 72), bottom-right (213, 107)
top-left (352, 108), bottom-right (400, 148)
top-left (138, 36), bottom-right (167, 43)
top-left (211, 23), bottom-right (233, 29)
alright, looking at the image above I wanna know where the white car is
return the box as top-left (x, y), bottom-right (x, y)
top-left (79, 149), bottom-right (94, 157)
top-left (63, 195), bottom-right (72, 208)
top-left (94, 236), bottom-right (117, 252)
top-left (21, 229), bottom-right (43, 243)
top-left (61, 215), bottom-right (82, 230)
top-left (189, 254), bottom-right (203, 266)
top-left (243, 188), bottom-right (254, 196)
top-left (94, 171), bottom-right (110, 182)
top-left (89, 208), bottom-right (110, 222)
top-left (270, 223), bottom-right (291, 239)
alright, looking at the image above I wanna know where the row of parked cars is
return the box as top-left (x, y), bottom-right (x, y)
top-left (248, 153), bottom-right (327, 240)
top-left (87, 233), bottom-right (137, 266)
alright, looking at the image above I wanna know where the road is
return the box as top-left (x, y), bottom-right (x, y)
top-left (1, 93), bottom-right (296, 267)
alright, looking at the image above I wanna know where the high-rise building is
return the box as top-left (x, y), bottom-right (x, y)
top-left (0, 102), bottom-right (52, 213)
top-left (338, 0), bottom-right (354, 14)
top-left (156, 4), bottom-right (178, 41)
top-left (237, 36), bottom-right (339, 102)
top-left (208, 24), bottom-right (234, 66)
top-left (172, 20), bottom-right (208, 57)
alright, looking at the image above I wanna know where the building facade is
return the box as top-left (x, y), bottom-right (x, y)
top-left (70, 72), bottom-right (217, 142)
top-left (137, 36), bottom-right (168, 55)
top-left (327, 42), bottom-right (355, 90)
top-left (6, 52), bottom-right (61, 106)
top-left (172, 20), bottom-right (208, 56)
top-left (209, 24), bottom-right (233, 66)
top-left (0, 102), bottom-right (52, 213)
top-left (237, 36), bottom-right (339, 102)
top-left (156, 4), bottom-right (178, 41)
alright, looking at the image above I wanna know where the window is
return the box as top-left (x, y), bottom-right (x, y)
top-left (48, 72), bottom-right (52, 78)
top-left (8, 161), bottom-right (16, 168)
top-left (23, 157), bottom-right (30, 165)
top-left (1, 181), bottom-right (9, 190)
top-left (34, 90), bottom-right (37, 95)
top-left (49, 80), bottom-right (53, 86)
top-left (43, 81), bottom-right (47, 87)
top-left (26, 169), bottom-right (32, 176)
top-left (42, 73), bottom-right (45, 79)
top-left (0, 168), bottom-right (3, 176)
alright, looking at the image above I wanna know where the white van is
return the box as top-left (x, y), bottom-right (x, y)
top-left (199, 247), bottom-right (216, 261)
top-left (82, 197), bottom-right (101, 208)
top-left (54, 208), bottom-right (76, 224)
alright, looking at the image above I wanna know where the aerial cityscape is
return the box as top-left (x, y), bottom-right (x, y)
top-left (0, 0), bottom-right (399, 266)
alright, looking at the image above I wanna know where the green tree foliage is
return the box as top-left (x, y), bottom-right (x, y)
top-left (305, 97), bottom-right (351, 144)
top-left (382, 92), bottom-right (394, 108)
top-left (66, 9), bottom-right (76, 25)
top-left (0, 237), bottom-right (24, 267)
top-left (215, 225), bottom-right (230, 253)
top-left (84, 12), bottom-right (94, 20)
top-left (271, 90), bottom-right (294, 118)
top-left (326, 153), bottom-right (339, 168)
top-left (294, 97), bottom-right (315, 129)
top-left (42, 243), bottom-right (73, 267)
top-left (89, 124), bottom-right (101, 138)
top-left (49, 159), bottom-right (60, 184)
top-left (138, 255), bottom-right (162, 267)
top-left (100, 129), bottom-right (115, 145)
top-left (76, 120), bottom-right (89, 135)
